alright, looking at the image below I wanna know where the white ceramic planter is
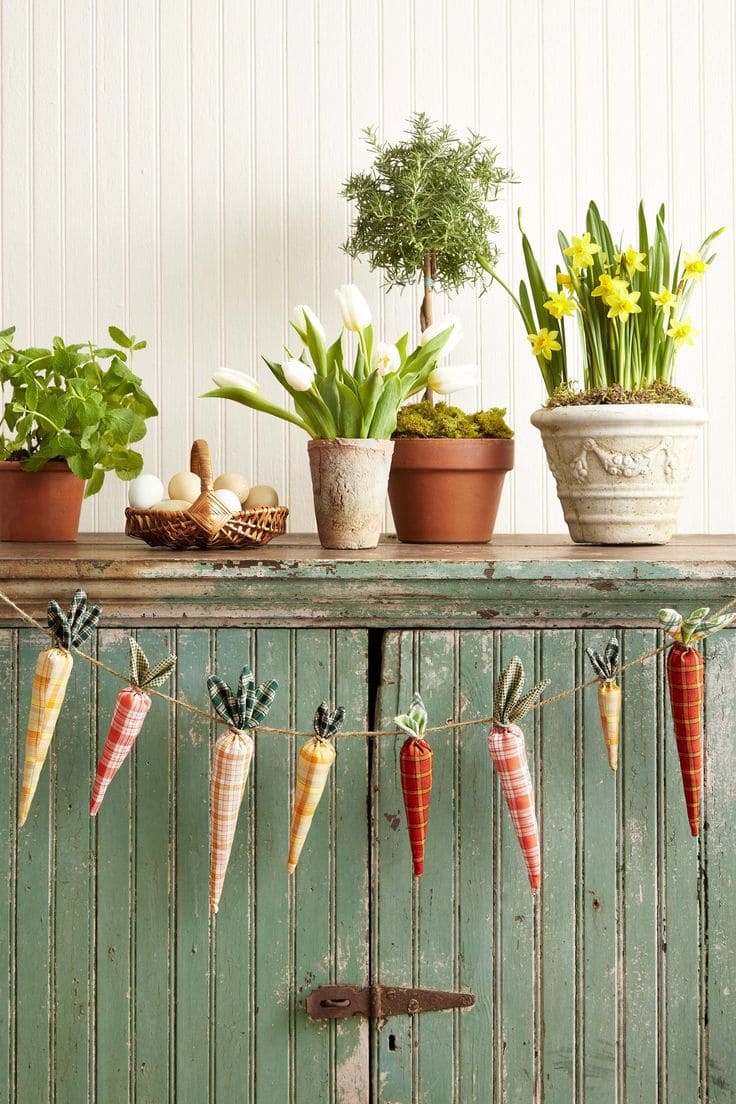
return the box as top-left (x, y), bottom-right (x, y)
top-left (308, 438), bottom-right (394, 549)
top-left (530, 404), bottom-right (707, 545)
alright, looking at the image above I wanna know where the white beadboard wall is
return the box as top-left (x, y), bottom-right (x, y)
top-left (1, 0), bottom-right (734, 535)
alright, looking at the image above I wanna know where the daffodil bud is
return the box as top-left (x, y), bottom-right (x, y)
top-left (335, 285), bottom-right (372, 333)
top-left (212, 368), bottom-right (261, 393)
top-left (291, 304), bottom-right (327, 344)
top-left (427, 363), bottom-right (480, 395)
top-left (371, 341), bottom-right (401, 376)
top-left (420, 314), bottom-right (463, 356)
top-left (283, 357), bottom-right (316, 392)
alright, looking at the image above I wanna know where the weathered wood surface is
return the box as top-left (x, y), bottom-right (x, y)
top-left (0, 534), bottom-right (734, 626)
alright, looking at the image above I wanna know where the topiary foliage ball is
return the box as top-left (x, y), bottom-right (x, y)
top-left (342, 112), bottom-right (514, 293)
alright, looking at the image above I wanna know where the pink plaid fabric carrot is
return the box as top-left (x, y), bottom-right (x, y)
top-left (208, 666), bottom-right (278, 913)
top-left (90, 638), bottom-right (176, 815)
top-left (19, 590), bottom-right (101, 828)
top-left (488, 657), bottom-right (549, 894)
top-left (394, 693), bottom-right (433, 877)
top-left (287, 703), bottom-right (344, 875)
top-left (586, 638), bottom-right (621, 771)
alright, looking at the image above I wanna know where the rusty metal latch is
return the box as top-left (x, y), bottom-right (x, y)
top-left (306, 984), bottom-right (475, 1020)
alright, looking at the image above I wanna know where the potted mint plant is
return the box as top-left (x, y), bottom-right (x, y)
top-left (0, 326), bottom-right (157, 541)
top-left (204, 284), bottom-right (461, 548)
top-left (486, 202), bottom-right (722, 544)
top-left (342, 113), bottom-right (516, 543)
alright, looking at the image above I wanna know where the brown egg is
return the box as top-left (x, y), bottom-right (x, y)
top-left (214, 472), bottom-right (251, 503)
top-left (168, 471), bottom-right (201, 503)
top-left (245, 484), bottom-right (279, 508)
top-left (151, 498), bottom-right (192, 512)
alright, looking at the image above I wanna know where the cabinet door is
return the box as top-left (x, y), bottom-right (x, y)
top-left (1, 625), bottom-right (370, 1104)
top-left (373, 628), bottom-right (736, 1104)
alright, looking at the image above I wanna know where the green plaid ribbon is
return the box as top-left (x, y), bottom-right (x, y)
top-left (47, 589), bottom-right (102, 650)
top-left (493, 656), bottom-right (549, 726)
top-left (586, 637), bottom-right (620, 682)
top-left (658, 606), bottom-right (735, 645)
top-left (394, 692), bottom-right (428, 738)
top-left (128, 638), bottom-right (177, 690)
top-left (207, 665), bottom-right (279, 730)
top-left (313, 702), bottom-right (346, 741)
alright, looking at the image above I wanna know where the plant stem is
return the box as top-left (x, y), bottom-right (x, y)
top-left (421, 252), bottom-right (437, 403)
top-left (475, 254), bottom-right (525, 314)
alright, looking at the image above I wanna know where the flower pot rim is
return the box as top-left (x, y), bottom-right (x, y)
top-left (391, 435), bottom-right (514, 473)
top-left (0, 458), bottom-right (75, 472)
top-left (307, 437), bottom-right (394, 449)
top-left (531, 402), bottom-right (707, 424)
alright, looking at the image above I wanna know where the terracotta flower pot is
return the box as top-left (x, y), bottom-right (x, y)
top-left (308, 438), bottom-right (394, 549)
top-left (0, 460), bottom-right (85, 541)
top-left (388, 438), bottom-right (515, 543)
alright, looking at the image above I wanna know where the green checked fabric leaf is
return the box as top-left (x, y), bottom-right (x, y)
top-left (128, 637), bottom-right (177, 690)
top-left (313, 702), bottom-right (346, 741)
top-left (47, 589), bottom-right (102, 650)
top-left (493, 656), bottom-right (550, 726)
top-left (658, 606), bottom-right (735, 645)
top-left (207, 666), bottom-right (279, 730)
top-left (394, 692), bottom-right (428, 738)
top-left (586, 637), bottom-right (620, 682)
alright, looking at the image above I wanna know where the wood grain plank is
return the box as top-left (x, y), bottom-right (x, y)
top-left (0, 631), bottom-right (17, 1104)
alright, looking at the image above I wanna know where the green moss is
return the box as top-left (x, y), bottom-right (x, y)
top-left (546, 380), bottom-right (693, 408)
top-left (393, 401), bottom-right (513, 439)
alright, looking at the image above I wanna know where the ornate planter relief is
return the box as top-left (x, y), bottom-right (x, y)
top-left (531, 404), bottom-right (707, 545)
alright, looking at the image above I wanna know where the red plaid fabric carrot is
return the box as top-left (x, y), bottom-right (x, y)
top-left (19, 590), bottom-right (101, 828)
top-left (586, 638), bottom-right (621, 771)
top-left (90, 638), bottom-right (176, 815)
top-left (659, 607), bottom-right (734, 837)
top-left (207, 666), bottom-right (278, 913)
top-left (394, 693), bottom-right (432, 877)
top-left (287, 702), bottom-right (344, 874)
top-left (488, 657), bottom-right (549, 894)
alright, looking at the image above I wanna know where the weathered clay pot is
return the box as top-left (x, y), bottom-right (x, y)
top-left (531, 404), bottom-right (707, 545)
top-left (308, 438), bottom-right (394, 549)
top-left (388, 438), bottom-right (515, 543)
top-left (0, 460), bottom-right (85, 541)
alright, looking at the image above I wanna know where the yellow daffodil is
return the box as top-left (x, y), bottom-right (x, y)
top-left (622, 245), bottom-right (647, 277)
top-left (591, 273), bottom-right (616, 300)
top-left (527, 328), bottom-right (562, 361)
top-left (543, 292), bottom-right (577, 319)
top-left (563, 232), bottom-right (600, 273)
top-left (682, 252), bottom-right (710, 281)
top-left (606, 285), bottom-right (642, 322)
top-left (667, 316), bottom-right (698, 348)
top-left (556, 272), bottom-right (573, 288)
top-left (651, 285), bottom-right (678, 312)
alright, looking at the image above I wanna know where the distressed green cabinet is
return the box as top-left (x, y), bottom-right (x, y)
top-left (0, 535), bottom-right (734, 1103)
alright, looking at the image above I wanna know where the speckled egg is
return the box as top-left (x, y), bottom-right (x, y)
top-left (214, 472), bottom-right (250, 503)
top-left (245, 484), bottom-right (279, 508)
top-left (128, 474), bottom-right (165, 510)
top-left (168, 471), bottom-right (201, 503)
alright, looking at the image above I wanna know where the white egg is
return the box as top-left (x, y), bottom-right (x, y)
top-left (214, 472), bottom-right (251, 503)
top-left (245, 484), bottom-right (279, 508)
top-left (168, 471), bottom-right (201, 503)
top-left (128, 474), bottom-right (164, 510)
top-left (151, 498), bottom-right (191, 513)
top-left (212, 488), bottom-right (242, 513)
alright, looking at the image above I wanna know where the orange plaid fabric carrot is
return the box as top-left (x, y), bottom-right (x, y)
top-left (19, 590), bottom-right (101, 827)
top-left (659, 607), bottom-right (734, 837)
top-left (90, 638), bottom-right (176, 815)
top-left (586, 638), bottom-right (621, 771)
top-left (207, 665), bottom-right (278, 913)
top-left (394, 693), bottom-right (432, 877)
top-left (488, 657), bottom-right (549, 894)
top-left (287, 702), bottom-right (344, 875)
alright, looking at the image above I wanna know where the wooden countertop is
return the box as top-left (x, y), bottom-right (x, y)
top-left (0, 533), bottom-right (734, 627)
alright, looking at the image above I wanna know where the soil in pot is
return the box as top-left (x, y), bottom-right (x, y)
top-left (388, 437), bottom-right (515, 543)
top-left (0, 460), bottom-right (85, 541)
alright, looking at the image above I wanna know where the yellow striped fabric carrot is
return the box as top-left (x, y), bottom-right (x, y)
top-left (287, 703), bottom-right (344, 875)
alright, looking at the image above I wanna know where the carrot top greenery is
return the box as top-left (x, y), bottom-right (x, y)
top-left (483, 202), bottom-right (724, 400)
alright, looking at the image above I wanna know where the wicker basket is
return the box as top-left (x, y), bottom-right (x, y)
top-left (125, 439), bottom-right (288, 549)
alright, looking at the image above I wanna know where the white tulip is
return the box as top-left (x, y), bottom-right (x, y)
top-left (428, 363), bottom-right (481, 395)
top-left (212, 368), bottom-right (260, 393)
top-left (371, 341), bottom-right (401, 376)
top-left (291, 304), bottom-right (327, 344)
top-left (335, 284), bottom-right (372, 332)
top-left (283, 357), bottom-right (316, 392)
top-left (420, 314), bottom-right (464, 356)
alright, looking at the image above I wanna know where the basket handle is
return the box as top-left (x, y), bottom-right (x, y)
top-left (190, 439), bottom-right (214, 492)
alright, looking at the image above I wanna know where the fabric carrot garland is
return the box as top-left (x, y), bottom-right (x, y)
top-left (586, 637), bottom-right (622, 771)
top-left (207, 665), bottom-right (279, 913)
top-left (394, 692), bottom-right (433, 877)
top-left (488, 657), bottom-right (549, 894)
top-left (287, 702), bottom-right (344, 874)
top-left (659, 606), bottom-right (734, 836)
top-left (90, 638), bottom-right (176, 815)
top-left (19, 589), bottom-right (101, 828)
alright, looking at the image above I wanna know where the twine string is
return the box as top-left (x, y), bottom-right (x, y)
top-left (1, 588), bottom-right (734, 740)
